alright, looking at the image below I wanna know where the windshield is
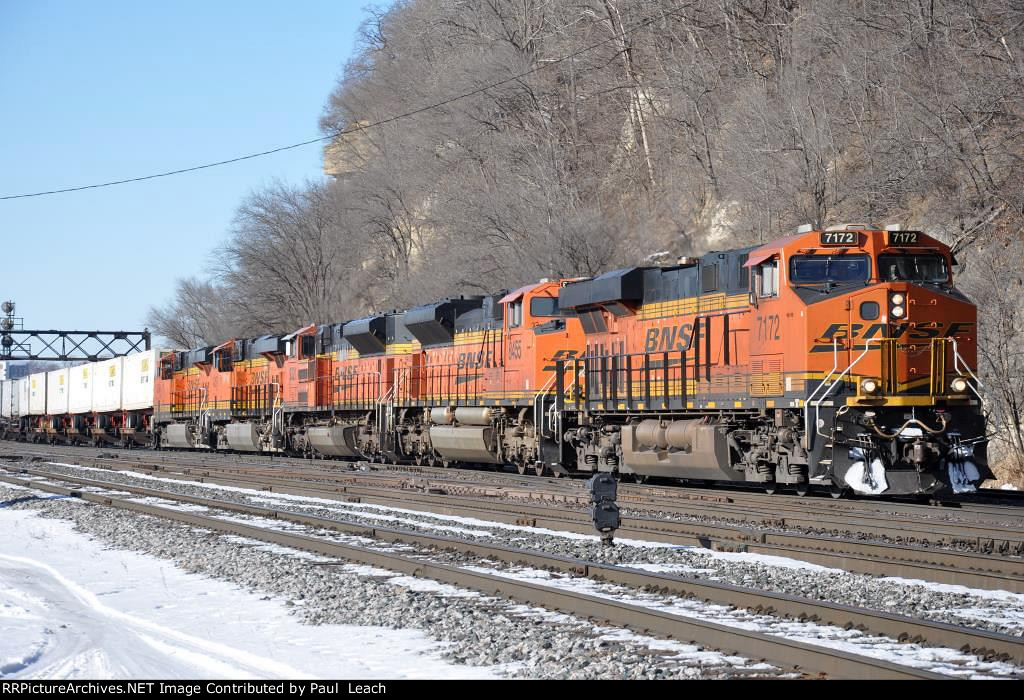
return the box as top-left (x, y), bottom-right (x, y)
top-left (789, 255), bottom-right (870, 284)
top-left (878, 253), bottom-right (948, 282)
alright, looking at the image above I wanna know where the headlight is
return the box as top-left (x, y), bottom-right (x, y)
top-left (890, 293), bottom-right (905, 305)
top-left (890, 305), bottom-right (905, 318)
top-left (950, 377), bottom-right (969, 393)
top-left (860, 378), bottom-right (880, 395)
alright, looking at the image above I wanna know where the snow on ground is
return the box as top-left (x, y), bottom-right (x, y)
top-left (39, 461), bottom-right (1024, 609)
top-left (0, 503), bottom-right (499, 680)
top-left (461, 563), bottom-right (1024, 679)
top-left (38, 463), bottom-right (689, 548)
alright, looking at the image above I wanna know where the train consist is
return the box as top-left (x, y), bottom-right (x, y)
top-left (0, 224), bottom-right (989, 496)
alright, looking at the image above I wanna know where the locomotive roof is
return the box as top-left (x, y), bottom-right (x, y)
top-left (499, 281), bottom-right (551, 304)
top-left (743, 233), bottom-right (807, 267)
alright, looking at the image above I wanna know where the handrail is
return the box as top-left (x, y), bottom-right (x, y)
top-left (198, 387), bottom-right (210, 434)
top-left (327, 369), bottom-right (382, 409)
top-left (533, 372), bottom-right (558, 439)
top-left (810, 338), bottom-right (879, 443)
top-left (552, 363), bottom-right (586, 433)
top-left (270, 382), bottom-right (283, 439)
top-left (803, 339), bottom-right (841, 449)
top-left (394, 360), bottom-right (498, 405)
top-left (377, 368), bottom-right (404, 449)
top-left (951, 338), bottom-right (985, 407)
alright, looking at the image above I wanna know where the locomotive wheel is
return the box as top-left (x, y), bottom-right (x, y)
top-left (533, 461), bottom-right (547, 477)
top-left (764, 483), bottom-right (777, 495)
top-left (515, 460), bottom-right (528, 475)
top-left (632, 473), bottom-right (649, 484)
top-left (414, 454), bottom-right (424, 466)
top-left (795, 483), bottom-right (809, 497)
top-left (830, 486), bottom-right (846, 499)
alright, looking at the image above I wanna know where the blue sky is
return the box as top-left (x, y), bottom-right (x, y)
top-left (0, 1), bottom-right (383, 339)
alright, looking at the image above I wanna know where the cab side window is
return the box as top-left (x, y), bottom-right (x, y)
top-left (216, 353), bottom-right (232, 372)
top-left (758, 259), bottom-right (779, 298)
top-left (509, 301), bottom-right (523, 329)
top-left (301, 335), bottom-right (315, 358)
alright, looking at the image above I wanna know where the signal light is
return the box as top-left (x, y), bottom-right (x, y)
top-left (890, 293), bottom-right (905, 305)
top-left (891, 305), bottom-right (905, 318)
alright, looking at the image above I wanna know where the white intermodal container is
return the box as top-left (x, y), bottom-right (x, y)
top-left (28, 372), bottom-right (47, 415)
top-left (15, 377), bottom-right (29, 417)
top-left (122, 350), bottom-right (157, 411)
top-left (46, 368), bottom-right (70, 415)
top-left (0, 379), bottom-right (13, 419)
top-left (68, 362), bottom-right (95, 415)
top-left (92, 357), bottom-right (124, 413)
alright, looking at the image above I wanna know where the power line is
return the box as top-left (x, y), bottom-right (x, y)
top-left (1, 5), bottom-right (684, 201)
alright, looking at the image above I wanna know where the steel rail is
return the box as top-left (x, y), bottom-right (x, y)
top-left (11, 440), bottom-right (1024, 525)
top-left (3, 466), bottom-right (1021, 665)
top-left (11, 450), bottom-right (1024, 592)
top-left (24, 445), bottom-right (1024, 558)
top-left (80, 466), bottom-right (1024, 583)
top-left (0, 470), bottom-right (950, 680)
top-left (21, 441), bottom-right (1024, 550)
top-left (206, 468), bottom-right (1024, 553)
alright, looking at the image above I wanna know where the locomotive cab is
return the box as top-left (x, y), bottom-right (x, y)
top-left (500, 280), bottom-right (583, 398)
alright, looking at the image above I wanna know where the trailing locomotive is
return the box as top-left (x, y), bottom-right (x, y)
top-left (0, 223), bottom-right (989, 497)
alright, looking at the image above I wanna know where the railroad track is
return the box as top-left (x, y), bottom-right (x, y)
top-left (4, 465), bottom-right (1014, 680)
top-left (13, 439), bottom-right (1024, 525)
top-left (8, 444), bottom-right (1024, 592)
top-left (22, 439), bottom-right (1024, 520)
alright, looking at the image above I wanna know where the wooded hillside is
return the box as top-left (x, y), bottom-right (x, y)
top-left (148, 0), bottom-right (1023, 482)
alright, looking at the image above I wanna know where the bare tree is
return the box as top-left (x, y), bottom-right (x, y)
top-left (213, 180), bottom-right (365, 333)
top-left (960, 237), bottom-right (1024, 486)
top-left (145, 278), bottom-right (235, 348)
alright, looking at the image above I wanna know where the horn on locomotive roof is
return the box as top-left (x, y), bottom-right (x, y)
top-left (824, 223), bottom-right (874, 231)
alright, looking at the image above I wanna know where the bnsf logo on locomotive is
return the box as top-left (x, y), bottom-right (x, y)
top-left (248, 370), bottom-right (270, 385)
top-left (643, 324), bottom-right (696, 353)
top-left (457, 350), bottom-right (496, 369)
top-left (811, 321), bottom-right (974, 351)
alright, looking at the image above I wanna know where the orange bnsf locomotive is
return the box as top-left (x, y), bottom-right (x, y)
top-left (556, 224), bottom-right (988, 496)
top-left (152, 223), bottom-right (989, 497)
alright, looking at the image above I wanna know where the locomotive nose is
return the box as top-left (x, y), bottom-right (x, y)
top-left (881, 284), bottom-right (976, 394)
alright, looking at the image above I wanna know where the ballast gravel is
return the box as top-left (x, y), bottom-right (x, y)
top-left (0, 483), bottom-right (779, 680)
top-left (27, 460), bottom-right (1024, 638)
